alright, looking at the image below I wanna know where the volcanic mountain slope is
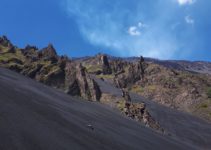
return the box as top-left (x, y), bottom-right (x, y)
top-left (1, 36), bottom-right (211, 149)
top-left (0, 67), bottom-right (201, 150)
top-left (0, 35), bottom-right (211, 122)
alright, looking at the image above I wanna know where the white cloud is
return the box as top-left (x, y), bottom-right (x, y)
top-left (138, 22), bottom-right (147, 28)
top-left (128, 22), bottom-right (146, 36)
top-left (185, 15), bottom-right (194, 24)
top-left (128, 26), bottom-right (141, 36)
top-left (177, 0), bottom-right (195, 5)
top-left (63, 0), bottom-right (182, 59)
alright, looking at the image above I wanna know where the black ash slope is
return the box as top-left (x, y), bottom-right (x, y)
top-left (0, 68), bottom-right (198, 150)
top-left (94, 76), bottom-right (211, 150)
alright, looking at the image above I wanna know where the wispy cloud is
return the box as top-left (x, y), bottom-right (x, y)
top-left (62, 0), bottom-right (200, 59)
top-left (177, 0), bottom-right (196, 5)
top-left (128, 26), bottom-right (141, 36)
top-left (128, 22), bottom-right (146, 36)
top-left (185, 15), bottom-right (194, 25)
top-left (138, 22), bottom-right (147, 28)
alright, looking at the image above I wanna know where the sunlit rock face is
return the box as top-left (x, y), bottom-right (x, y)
top-left (65, 62), bottom-right (101, 101)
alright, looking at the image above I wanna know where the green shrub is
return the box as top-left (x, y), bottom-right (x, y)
top-left (207, 87), bottom-right (211, 98)
top-left (131, 85), bottom-right (144, 94)
top-left (200, 103), bottom-right (208, 108)
top-left (147, 85), bottom-right (156, 92)
top-left (97, 74), bottom-right (114, 79)
top-left (85, 65), bottom-right (102, 73)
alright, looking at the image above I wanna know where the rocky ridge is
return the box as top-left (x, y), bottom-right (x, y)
top-left (1, 35), bottom-right (211, 127)
top-left (0, 36), bottom-right (101, 102)
top-left (0, 36), bottom-right (162, 132)
top-left (75, 50), bottom-right (211, 122)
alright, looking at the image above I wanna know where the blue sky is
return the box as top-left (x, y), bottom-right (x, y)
top-left (0, 0), bottom-right (211, 61)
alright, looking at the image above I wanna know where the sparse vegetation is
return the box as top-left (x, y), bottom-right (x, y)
top-left (200, 103), bottom-right (208, 108)
top-left (0, 45), bottom-right (9, 52)
top-left (130, 85), bottom-right (144, 94)
top-left (147, 85), bottom-right (157, 92)
top-left (116, 100), bottom-right (125, 111)
top-left (85, 64), bottom-right (102, 73)
top-left (207, 87), bottom-right (211, 98)
top-left (0, 49), bottom-right (25, 63)
top-left (96, 74), bottom-right (114, 79)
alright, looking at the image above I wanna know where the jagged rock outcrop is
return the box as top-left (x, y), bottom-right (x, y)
top-left (21, 63), bottom-right (43, 78)
top-left (65, 62), bottom-right (79, 96)
top-left (97, 54), bottom-right (112, 74)
top-left (0, 38), bottom-right (101, 101)
top-left (0, 36), bottom-right (15, 54)
top-left (0, 36), bottom-right (13, 48)
top-left (25, 45), bottom-right (38, 51)
top-left (110, 59), bottom-right (126, 74)
top-left (38, 44), bottom-right (58, 62)
top-left (117, 88), bottom-right (163, 132)
top-left (7, 46), bottom-right (16, 53)
top-left (114, 57), bottom-right (147, 88)
top-left (122, 101), bottom-right (163, 132)
top-left (65, 63), bottom-right (101, 101)
top-left (23, 45), bottom-right (38, 55)
top-left (22, 45), bottom-right (39, 62)
top-left (139, 56), bottom-right (145, 80)
top-left (37, 65), bottom-right (65, 88)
